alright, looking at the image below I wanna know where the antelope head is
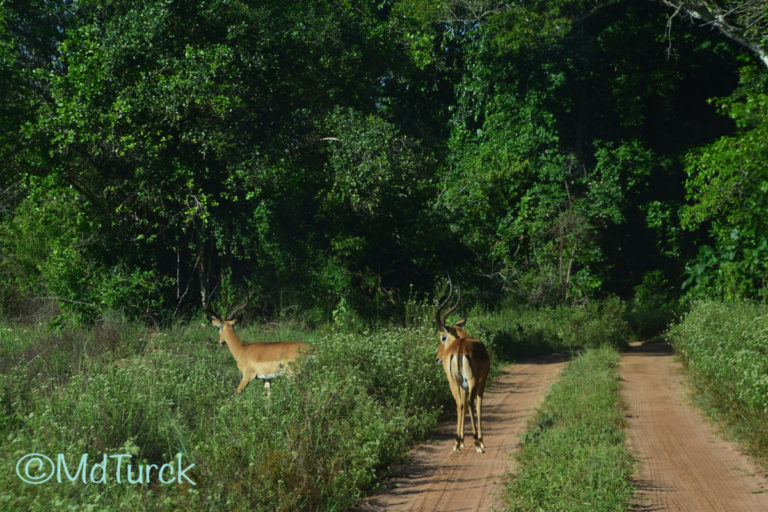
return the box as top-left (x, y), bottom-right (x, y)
top-left (207, 296), bottom-right (250, 347)
top-left (435, 277), bottom-right (467, 363)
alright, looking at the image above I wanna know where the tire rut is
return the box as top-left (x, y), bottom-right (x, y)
top-left (620, 342), bottom-right (768, 512)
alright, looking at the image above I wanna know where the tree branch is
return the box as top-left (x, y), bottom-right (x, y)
top-left (658, 0), bottom-right (768, 69)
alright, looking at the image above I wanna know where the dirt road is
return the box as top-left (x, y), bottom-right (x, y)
top-left (357, 343), bottom-right (768, 512)
top-left (356, 356), bottom-right (566, 512)
top-left (620, 342), bottom-right (768, 511)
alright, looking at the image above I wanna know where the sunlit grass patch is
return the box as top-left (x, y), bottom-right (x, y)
top-left (506, 346), bottom-right (633, 512)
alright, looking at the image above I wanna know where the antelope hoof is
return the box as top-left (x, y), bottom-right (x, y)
top-left (454, 437), bottom-right (464, 451)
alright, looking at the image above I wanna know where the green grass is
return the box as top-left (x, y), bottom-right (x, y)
top-left (0, 300), bottom-right (632, 511)
top-left (0, 317), bottom-right (451, 511)
top-left (666, 300), bottom-right (768, 462)
top-left (505, 345), bottom-right (634, 512)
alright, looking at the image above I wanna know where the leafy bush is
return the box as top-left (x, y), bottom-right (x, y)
top-left (624, 270), bottom-right (679, 340)
top-left (681, 66), bottom-right (768, 302)
top-left (667, 300), bottom-right (768, 456)
top-left (474, 298), bottom-right (630, 362)
top-left (0, 182), bottom-right (168, 325)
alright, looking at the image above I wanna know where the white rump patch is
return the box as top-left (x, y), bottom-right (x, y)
top-left (461, 355), bottom-right (470, 389)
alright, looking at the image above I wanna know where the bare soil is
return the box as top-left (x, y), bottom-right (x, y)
top-left (620, 342), bottom-right (768, 511)
top-left (355, 355), bottom-right (567, 512)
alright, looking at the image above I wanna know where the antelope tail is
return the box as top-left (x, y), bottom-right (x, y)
top-left (452, 353), bottom-right (472, 390)
top-left (461, 354), bottom-right (473, 390)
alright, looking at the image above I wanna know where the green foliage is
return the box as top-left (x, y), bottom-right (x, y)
top-left (625, 270), bottom-right (679, 340)
top-left (507, 346), bottom-right (634, 512)
top-left (435, 0), bottom-right (740, 306)
top-left (667, 300), bottom-right (768, 457)
top-left (682, 66), bottom-right (768, 300)
top-left (316, 106), bottom-right (441, 315)
top-left (1, 0), bottom-right (766, 323)
top-left (473, 298), bottom-right (630, 363)
top-left (0, 317), bottom-right (452, 511)
top-left (0, 177), bottom-right (167, 324)
top-left (1, 0), bottom-right (457, 321)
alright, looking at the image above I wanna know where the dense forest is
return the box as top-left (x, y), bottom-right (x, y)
top-left (2, 0), bottom-right (767, 325)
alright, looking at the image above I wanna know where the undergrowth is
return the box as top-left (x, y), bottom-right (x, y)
top-left (1, 316), bottom-right (448, 511)
top-left (667, 300), bottom-right (768, 462)
top-left (1, 298), bottom-right (631, 511)
top-left (474, 297), bottom-right (630, 362)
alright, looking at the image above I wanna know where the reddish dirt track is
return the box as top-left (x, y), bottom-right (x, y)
top-left (620, 342), bottom-right (768, 512)
top-left (355, 356), bottom-right (567, 512)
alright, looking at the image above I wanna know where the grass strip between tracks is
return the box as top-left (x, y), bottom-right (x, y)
top-left (505, 345), bottom-right (634, 512)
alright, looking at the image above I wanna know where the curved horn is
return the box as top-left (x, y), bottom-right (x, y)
top-left (226, 293), bottom-right (252, 321)
top-left (435, 274), bottom-right (456, 330)
top-left (442, 286), bottom-right (461, 327)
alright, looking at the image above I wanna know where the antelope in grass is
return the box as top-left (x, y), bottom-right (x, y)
top-left (208, 300), bottom-right (310, 395)
top-left (435, 279), bottom-right (491, 452)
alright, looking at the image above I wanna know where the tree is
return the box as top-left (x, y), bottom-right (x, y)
top-left (658, 0), bottom-right (768, 69)
top-left (404, 0), bottom-right (747, 304)
top-left (3, 0), bottom-right (454, 321)
top-left (682, 65), bottom-right (768, 299)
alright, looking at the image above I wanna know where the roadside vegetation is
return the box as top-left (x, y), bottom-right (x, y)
top-left (1, 298), bottom-right (633, 511)
top-left (667, 300), bottom-right (768, 462)
top-left (0, 311), bottom-right (444, 511)
top-left (505, 346), bottom-right (634, 512)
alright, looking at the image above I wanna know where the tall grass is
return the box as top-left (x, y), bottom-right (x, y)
top-left (0, 298), bottom-right (632, 511)
top-left (506, 346), bottom-right (634, 512)
top-left (667, 300), bottom-right (768, 459)
top-left (1, 316), bottom-right (452, 511)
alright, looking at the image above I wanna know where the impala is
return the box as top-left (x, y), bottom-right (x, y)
top-left (435, 279), bottom-right (491, 453)
top-left (208, 301), bottom-right (310, 395)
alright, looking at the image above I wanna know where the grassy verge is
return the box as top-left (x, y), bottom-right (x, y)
top-left (666, 300), bottom-right (768, 462)
top-left (0, 316), bottom-right (451, 511)
top-left (505, 345), bottom-right (634, 512)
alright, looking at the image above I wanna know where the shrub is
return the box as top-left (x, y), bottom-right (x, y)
top-left (667, 300), bottom-right (768, 457)
top-left (473, 298), bottom-right (630, 363)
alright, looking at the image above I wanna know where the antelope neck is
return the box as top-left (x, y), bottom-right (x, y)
top-left (221, 328), bottom-right (245, 360)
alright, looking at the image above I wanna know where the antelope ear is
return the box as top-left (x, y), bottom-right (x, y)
top-left (455, 318), bottom-right (467, 328)
top-left (228, 318), bottom-right (238, 327)
top-left (209, 316), bottom-right (224, 328)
